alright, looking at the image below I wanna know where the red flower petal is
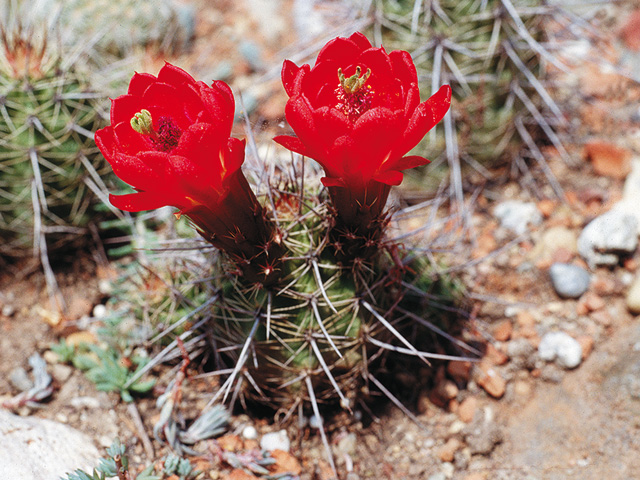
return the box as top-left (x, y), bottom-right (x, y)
top-left (198, 83), bottom-right (235, 136)
top-left (94, 127), bottom-right (116, 161)
top-left (224, 137), bottom-right (246, 178)
top-left (347, 32), bottom-right (373, 51)
top-left (109, 94), bottom-right (143, 126)
top-left (282, 60), bottom-right (302, 97)
top-left (389, 50), bottom-right (418, 86)
top-left (372, 170), bottom-right (403, 186)
top-left (395, 84), bottom-right (451, 158)
top-left (317, 35), bottom-right (368, 67)
top-left (157, 62), bottom-right (197, 86)
top-left (393, 155), bottom-right (430, 170)
top-left (273, 135), bottom-right (309, 157)
top-left (142, 82), bottom-right (180, 109)
top-left (109, 191), bottom-right (174, 212)
top-left (358, 48), bottom-right (395, 87)
top-left (127, 72), bottom-right (155, 96)
top-left (112, 121), bottom-right (150, 155)
top-left (108, 152), bottom-right (164, 190)
top-left (350, 107), bottom-right (404, 172)
top-left (321, 176), bottom-right (347, 188)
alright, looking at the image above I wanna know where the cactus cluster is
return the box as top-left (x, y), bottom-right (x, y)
top-left (108, 166), bottom-right (467, 420)
top-left (32, 0), bottom-right (196, 59)
top-left (204, 172), bottom-right (467, 412)
top-left (90, 36), bottom-right (473, 475)
top-left (0, 12), bottom-right (111, 258)
top-left (377, 0), bottom-right (572, 196)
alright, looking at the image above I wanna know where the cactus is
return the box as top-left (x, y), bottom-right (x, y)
top-left (0, 7), bottom-right (113, 258)
top-left (95, 43), bottom-right (473, 475)
top-left (376, 0), bottom-right (574, 197)
top-left (32, 0), bottom-right (195, 59)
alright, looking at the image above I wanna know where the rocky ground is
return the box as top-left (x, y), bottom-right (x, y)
top-left (2, 1), bottom-right (640, 480)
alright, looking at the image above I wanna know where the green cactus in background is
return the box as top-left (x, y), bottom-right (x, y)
top-left (376, 0), bottom-right (574, 197)
top-left (32, 0), bottom-right (195, 59)
top-left (0, 9), bottom-right (113, 258)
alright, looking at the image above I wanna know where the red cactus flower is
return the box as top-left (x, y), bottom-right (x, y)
top-left (96, 63), bottom-right (281, 284)
top-left (274, 32), bottom-right (451, 227)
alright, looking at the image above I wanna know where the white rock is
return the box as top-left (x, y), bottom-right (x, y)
top-left (309, 414), bottom-right (322, 429)
top-left (494, 201), bottom-right (542, 235)
top-left (260, 429), bottom-right (290, 452)
top-left (0, 410), bottom-right (99, 480)
top-left (242, 425), bottom-right (258, 440)
top-left (70, 396), bottom-right (101, 409)
top-left (92, 304), bottom-right (107, 319)
top-left (577, 209), bottom-right (638, 268)
top-left (538, 332), bottom-right (583, 369)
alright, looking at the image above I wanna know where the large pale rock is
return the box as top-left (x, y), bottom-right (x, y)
top-left (0, 410), bottom-right (99, 480)
top-left (577, 209), bottom-right (638, 268)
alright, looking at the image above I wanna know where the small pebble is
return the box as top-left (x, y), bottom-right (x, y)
top-left (51, 364), bottom-right (73, 382)
top-left (309, 414), bottom-right (322, 429)
top-left (2, 304), bottom-right (15, 317)
top-left (626, 274), bottom-right (640, 313)
top-left (427, 473), bottom-right (447, 480)
top-left (458, 397), bottom-right (477, 423)
top-left (549, 263), bottom-right (591, 298)
top-left (70, 396), bottom-right (101, 409)
top-left (92, 304), bottom-right (107, 319)
top-left (538, 332), bottom-right (583, 369)
top-left (260, 429), bottom-right (290, 452)
top-left (242, 425), bottom-right (258, 440)
top-left (494, 201), bottom-right (542, 235)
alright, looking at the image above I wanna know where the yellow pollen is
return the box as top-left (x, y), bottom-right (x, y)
top-left (338, 66), bottom-right (371, 94)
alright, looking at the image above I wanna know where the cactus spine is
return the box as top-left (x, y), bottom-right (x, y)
top-left (0, 9), bottom-right (110, 257)
top-left (378, 0), bottom-right (571, 195)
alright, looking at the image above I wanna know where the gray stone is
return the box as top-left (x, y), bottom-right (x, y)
top-left (549, 263), bottom-right (591, 298)
top-left (0, 410), bottom-right (99, 480)
top-left (494, 201), bottom-right (543, 235)
top-left (538, 332), bottom-right (583, 369)
top-left (577, 209), bottom-right (638, 268)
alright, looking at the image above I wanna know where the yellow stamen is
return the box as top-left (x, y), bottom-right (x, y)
top-left (130, 109), bottom-right (154, 135)
top-left (338, 66), bottom-right (371, 94)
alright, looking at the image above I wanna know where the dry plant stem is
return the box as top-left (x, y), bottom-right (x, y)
top-left (114, 455), bottom-right (131, 480)
top-left (127, 403), bottom-right (154, 459)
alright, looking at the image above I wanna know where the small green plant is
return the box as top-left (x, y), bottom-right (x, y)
top-left (72, 344), bottom-right (155, 403)
top-left (62, 439), bottom-right (161, 480)
top-left (51, 339), bottom-right (155, 403)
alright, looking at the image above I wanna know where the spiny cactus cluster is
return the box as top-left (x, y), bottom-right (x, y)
top-left (377, 0), bottom-right (574, 197)
top-left (90, 36), bottom-right (474, 476)
top-left (32, 0), bottom-right (195, 59)
top-left (0, 11), bottom-right (111, 258)
top-left (207, 176), bottom-right (466, 412)
top-left (107, 166), bottom-right (467, 421)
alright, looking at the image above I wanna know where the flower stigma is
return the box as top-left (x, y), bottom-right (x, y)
top-left (338, 66), bottom-right (371, 94)
top-left (130, 109), bottom-right (182, 152)
top-left (335, 66), bottom-right (374, 121)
